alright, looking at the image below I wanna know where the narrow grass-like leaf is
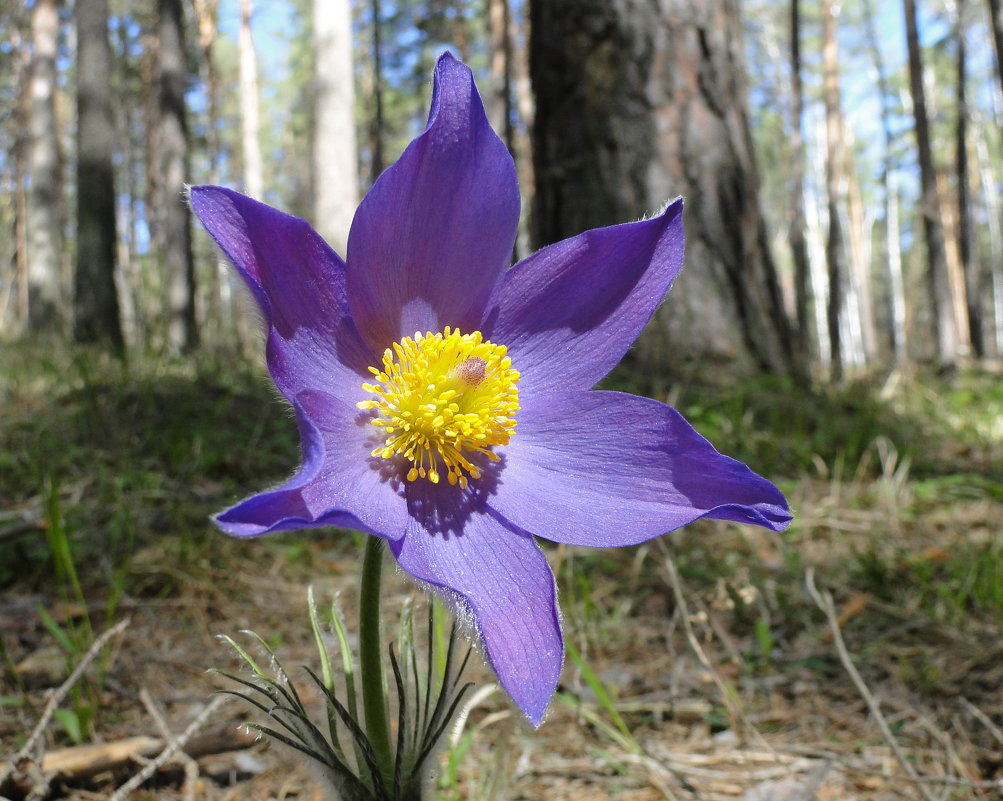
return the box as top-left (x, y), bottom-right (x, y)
top-left (565, 638), bottom-right (639, 752)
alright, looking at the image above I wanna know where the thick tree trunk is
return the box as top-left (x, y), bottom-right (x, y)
top-left (646, 0), bottom-right (800, 375)
top-left (239, 0), bottom-right (263, 200)
top-left (531, 0), bottom-right (800, 377)
top-left (904, 0), bottom-right (956, 363)
top-left (74, 0), bottom-right (123, 351)
top-left (313, 0), bottom-right (358, 255)
top-left (26, 0), bottom-right (65, 334)
top-left (155, 0), bottom-right (198, 353)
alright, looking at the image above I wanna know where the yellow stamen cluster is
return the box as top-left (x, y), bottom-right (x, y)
top-left (357, 327), bottom-right (520, 488)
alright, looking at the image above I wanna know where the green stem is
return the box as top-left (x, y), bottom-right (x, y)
top-left (359, 535), bottom-right (394, 786)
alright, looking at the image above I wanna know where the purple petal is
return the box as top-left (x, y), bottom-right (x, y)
top-left (346, 52), bottom-right (519, 350)
top-left (488, 391), bottom-right (792, 546)
top-left (190, 186), bottom-right (374, 406)
top-left (484, 199), bottom-right (684, 394)
top-left (215, 391), bottom-right (410, 540)
top-left (392, 480), bottom-right (562, 726)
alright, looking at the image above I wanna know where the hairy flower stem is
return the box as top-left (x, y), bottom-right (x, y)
top-left (359, 535), bottom-right (394, 788)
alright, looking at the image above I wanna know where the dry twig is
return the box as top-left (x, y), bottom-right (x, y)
top-left (805, 569), bottom-right (940, 801)
top-left (107, 695), bottom-right (230, 801)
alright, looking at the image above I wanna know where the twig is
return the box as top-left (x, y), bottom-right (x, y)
top-left (805, 569), bottom-right (939, 801)
top-left (140, 689), bottom-right (200, 801)
top-left (960, 697), bottom-right (1003, 748)
top-left (15, 619), bottom-right (130, 765)
top-left (107, 695), bottom-right (229, 801)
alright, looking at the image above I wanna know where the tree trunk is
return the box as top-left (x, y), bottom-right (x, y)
top-left (646, 0), bottom-right (801, 376)
top-left (26, 0), bottom-right (65, 334)
top-left (821, 0), bottom-right (848, 378)
top-left (862, 0), bottom-right (907, 362)
top-left (488, 0), bottom-right (514, 155)
top-left (956, 3), bottom-right (983, 356)
top-left (904, 0), bottom-right (956, 363)
top-left (155, 0), bottom-right (198, 353)
top-left (368, 0), bottom-right (385, 178)
top-left (988, 0), bottom-right (1003, 102)
top-left (789, 0), bottom-right (811, 362)
top-left (74, 0), bottom-right (123, 351)
top-left (313, 0), bottom-right (358, 255)
top-left (239, 0), bottom-right (263, 200)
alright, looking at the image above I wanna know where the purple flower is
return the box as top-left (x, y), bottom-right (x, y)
top-left (190, 53), bottom-right (791, 727)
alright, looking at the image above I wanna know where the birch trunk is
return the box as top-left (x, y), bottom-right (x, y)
top-left (313, 0), bottom-right (358, 256)
top-left (27, 0), bottom-right (65, 333)
top-left (239, 0), bottom-right (263, 200)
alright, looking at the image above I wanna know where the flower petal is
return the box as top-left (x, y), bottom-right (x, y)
top-left (190, 185), bottom-right (374, 406)
top-left (484, 199), bottom-right (684, 394)
top-left (391, 480), bottom-right (562, 726)
top-left (488, 391), bottom-right (792, 546)
top-left (215, 391), bottom-right (410, 540)
top-left (346, 52), bottom-right (520, 350)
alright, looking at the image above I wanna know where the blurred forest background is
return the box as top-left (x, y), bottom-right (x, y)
top-left (2, 0), bottom-right (1003, 374)
top-left (3, 1), bottom-right (1003, 800)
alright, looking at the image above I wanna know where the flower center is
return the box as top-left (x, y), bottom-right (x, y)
top-left (357, 327), bottom-right (520, 488)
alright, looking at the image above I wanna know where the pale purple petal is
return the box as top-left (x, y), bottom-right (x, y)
top-left (346, 52), bottom-right (519, 350)
top-left (216, 391), bottom-right (409, 540)
top-left (392, 480), bottom-right (562, 726)
top-left (190, 186), bottom-right (374, 406)
top-left (484, 199), bottom-right (684, 394)
top-left (488, 391), bottom-right (792, 546)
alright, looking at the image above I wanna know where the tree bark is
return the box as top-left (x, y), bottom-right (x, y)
top-left (74, 0), bottom-right (124, 351)
top-left (956, 2), bottom-right (983, 356)
top-left (789, 0), bottom-right (811, 362)
top-left (239, 0), bottom-right (263, 200)
top-left (904, 0), bottom-right (956, 363)
top-left (155, 0), bottom-right (198, 353)
top-left (368, 0), bottom-right (385, 179)
top-left (313, 0), bottom-right (358, 255)
top-left (988, 0), bottom-right (1003, 102)
top-left (821, 0), bottom-right (848, 378)
top-left (26, 0), bottom-right (65, 334)
top-left (530, 0), bottom-right (800, 376)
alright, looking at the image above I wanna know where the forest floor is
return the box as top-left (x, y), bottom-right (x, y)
top-left (1, 343), bottom-right (1002, 801)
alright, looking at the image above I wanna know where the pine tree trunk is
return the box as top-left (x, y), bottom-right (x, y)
top-left (646, 0), bottom-right (800, 376)
top-left (956, 5), bottom-right (983, 356)
top-left (26, 0), bottom-right (65, 334)
top-left (531, 0), bottom-right (801, 376)
top-left (313, 0), bottom-right (358, 255)
top-left (74, 0), bottom-right (123, 351)
top-left (155, 0), bottom-right (198, 353)
top-left (821, 0), bottom-right (848, 378)
top-left (368, 0), bottom-right (385, 178)
top-left (239, 0), bottom-right (263, 200)
top-left (988, 0), bottom-right (1003, 102)
top-left (904, 0), bottom-right (956, 363)
top-left (789, 0), bottom-right (812, 362)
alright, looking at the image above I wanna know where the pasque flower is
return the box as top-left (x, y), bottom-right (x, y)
top-left (191, 52), bottom-right (791, 727)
